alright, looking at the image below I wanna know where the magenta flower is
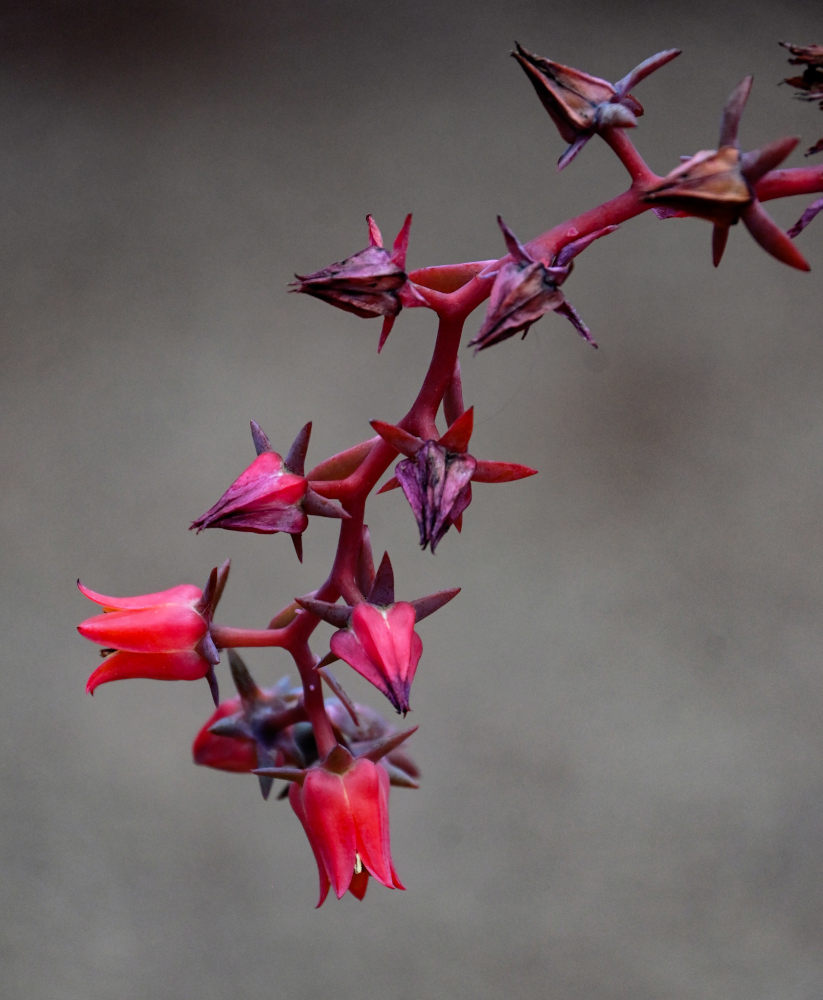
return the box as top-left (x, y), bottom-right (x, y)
top-left (288, 747), bottom-right (404, 906)
top-left (372, 406), bottom-right (537, 551)
top-left (512, 43), bottom-right (680, 169)
top-left (643, 77), bottom-right (810, 269)
top-left (291, 214), bottom-right (419, 351)
top-left (470, 217), bottom-right (615, 352)
top-left (298, 550), bottom-right (458, 715)
top-left (191, 421), bottom-right (346, 561)
top-left (77, 560), bottom-right (228, 704)
top-left (331, 602), bottom-right (422, 716)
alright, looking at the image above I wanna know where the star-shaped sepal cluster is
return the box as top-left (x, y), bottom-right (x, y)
top-left (372, 406), bottom-right (537, 552)
top-left (190, 421), bottom-right (347, 561)
top-left (512, 43), bottom-right (680, 169)
top-left (290, 215), bottom-right (422, 351)
top-left (643, 77), bottom-right (810, 270)
top-left (192, 649), bottom-right (420, 799)
top-left (298, 549), bottom-right (459, 715)
top-left (470, 217), bottom-right (615, 352)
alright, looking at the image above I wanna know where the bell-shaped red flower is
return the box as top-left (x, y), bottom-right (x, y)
top-left (372, 406), bottom-right (537, 551)
top-left (191, 421), bottom-right (346, 561)
top-left (288, 746), bottom-right (403, 906)
top-left (77, 560), bottom-right (228, 704)
top-left (298, 549), bottom-right (459, 715)
top-left (331, 602), bottom-right (422, 716)
top-left (291, 214), bottom-right (419, 350)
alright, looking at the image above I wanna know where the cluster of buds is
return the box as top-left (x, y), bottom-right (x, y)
top-left (77, 39), bottom-right (821, 904)
top-left (192, 650), bottom-right (418, 904)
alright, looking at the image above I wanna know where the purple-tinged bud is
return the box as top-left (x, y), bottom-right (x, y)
top-left (291, 215), bottom-right (418, 350)
top-left (643, 78), bottom-right (810, 270)
top-left (395, 442), bottom-right (475, 553)
top-left (373, 407), bottom-right (537, 550)
top-left (512, 43), bottom-right (680, 169)
top-left (470, 218), bottom-right (600, 352)
top-left (191, 422), bottom-right (347, 561)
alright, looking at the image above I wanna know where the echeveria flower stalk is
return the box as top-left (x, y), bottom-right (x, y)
top-left (74, 38), bottom-right (823, 909)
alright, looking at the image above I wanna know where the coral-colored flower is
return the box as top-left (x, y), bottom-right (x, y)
top-left (191, 421), bottom-right (346, 561)
top-left (291, 214), bottom-right (419, 351)
top-left (288, 747), bottom-right (403, 906)
top-left (77, 561), bottom-right (228, 704)
top-left (192, 695), bottom-right (258, 773)
top-left (512, 43), bottom-right (680, 169)
top-left (470, 217), bottom-right (615, 351)
top-left (643, 77), bottom-right (809, 270)
top-left (372, 406), bottom-right (537, 551)
top-left (331, 602), bottom-right (422, 716)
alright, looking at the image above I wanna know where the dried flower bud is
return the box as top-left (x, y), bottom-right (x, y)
top-left (513, 43), bottom-right (679, 169)
top-left (291, 215), bottom-right (416, 350)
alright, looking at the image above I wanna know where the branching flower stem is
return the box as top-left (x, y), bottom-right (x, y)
top-left (77, 41), bottom-right (823, 905)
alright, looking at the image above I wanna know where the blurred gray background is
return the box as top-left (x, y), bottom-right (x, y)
top-left (3, 2), bottom-right (823, 998)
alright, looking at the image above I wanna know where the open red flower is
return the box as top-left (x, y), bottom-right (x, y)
top-left (77, 561), bottom-right (228, 704)
top-left (288, 747), bottom-right (403, 906)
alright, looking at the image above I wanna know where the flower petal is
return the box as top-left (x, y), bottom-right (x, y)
top-left (85, 650), bottom-right (212, 694)
top-left (77, 580), bottom-right (202, 611)
top-left (301, 769), bottom-right (358, 899)
top-left (78, 605), bottom-right (207, 653)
